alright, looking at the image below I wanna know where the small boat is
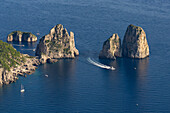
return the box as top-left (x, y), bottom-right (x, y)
top-left (110, 67), bottom-right (115, 70)
top-left (20, 84), bottom-right (25, 93)
top-left (45, 74), bottom-right (48, 77)
top-left (87, 57), bottom-right (115, 70)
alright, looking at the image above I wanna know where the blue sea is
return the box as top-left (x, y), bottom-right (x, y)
top-left (0, 0), bottom-right (170, 112)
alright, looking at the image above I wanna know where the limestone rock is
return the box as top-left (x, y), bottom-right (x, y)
top-left (99, 33), bottom-right (122, 59)
top-left (7, 31), bottom-right (37, 42)
top-left (122, 24), bottom-right (149, 58)
top-left (35, 24), bottom-right (79, 63)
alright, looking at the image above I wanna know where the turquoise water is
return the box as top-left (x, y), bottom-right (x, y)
top-left (0, 0), bottom-right (170, 112)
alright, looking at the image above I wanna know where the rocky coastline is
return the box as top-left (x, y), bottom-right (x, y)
top-left (0, 24), bottom-right (149, 85)
top-left (0, 54), bottom-right (40, 85)
top-left (1, 24), bottom-right (79, 85)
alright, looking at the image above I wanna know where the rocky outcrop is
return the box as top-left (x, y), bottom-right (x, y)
top-left (35, 24), bottom-right (79, 63)
top-left (99, 33), bottom-right (122, 59)
top-left (0, 55), bottom-right (40, 85)
top-left (7, 31), bottom-right (37, 42)
top-left (0, 40), bottom-right (40, 85)
top-left (122, 24), bottom-right (149, 58)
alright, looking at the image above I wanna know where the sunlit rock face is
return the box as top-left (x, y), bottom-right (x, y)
top-left (99, 33), bottom-right (122, 59)
top-left (35, 24), bottom-right (79, 63)
top-left (122, 24), bottom-right (149, 58)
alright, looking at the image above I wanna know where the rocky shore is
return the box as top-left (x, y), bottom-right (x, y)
top-left (0, 24), bottom-right (79, 85)
top-left (0, 55), bottom-right (40, 85)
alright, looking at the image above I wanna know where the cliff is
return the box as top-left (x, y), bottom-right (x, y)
top-left (35, 24), bottom-right (79, 63)
top-left (7, 31), bottom-right (37, 42)
top-left (99, 33), bottom-right (122, 59)
top-left (122, 24), bottom-right (149, 58)
top-left (0, 40), bottom-right (40, 85)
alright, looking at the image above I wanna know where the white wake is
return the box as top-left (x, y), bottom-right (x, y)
top-left (21, 49), bottom-right (36, 51)
top-left (12, 44), bottom-right (25, 47)
top-left (87, 57), bottom-right (115, 70)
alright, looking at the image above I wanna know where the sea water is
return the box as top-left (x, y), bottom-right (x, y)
top-left (0, 0), bottom-right (170, 112)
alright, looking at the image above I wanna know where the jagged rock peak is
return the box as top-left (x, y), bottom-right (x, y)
top-left (35, 24), bottom-right (79, 64)
top-left (99, 33), bottom-right (122, 59)
top-left (122, 24), bottom-right (149, 58)
top-left (7, 31), bottom-right (37, 42)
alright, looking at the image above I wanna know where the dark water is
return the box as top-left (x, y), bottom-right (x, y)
top-left (0, 0), bottom-right (170, 112)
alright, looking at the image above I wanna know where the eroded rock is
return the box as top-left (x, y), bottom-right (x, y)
top-left (7, 31), bottom-right (37, 42)
top-left (122, 24), bottom-right (149, 58)
top-left (99, 33), bottom-right (122, 59)
top-left (35, 24), bottom-right (79, 63)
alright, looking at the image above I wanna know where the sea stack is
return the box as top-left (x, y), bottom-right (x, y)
top-left (7, 31), bottom-right (37, 42)
top-left (35, 24), bottom-right (79, 64)
top-left (99, 33), bottom-right (122, 59)
top-left (122, 24), bottom-right (149, 58)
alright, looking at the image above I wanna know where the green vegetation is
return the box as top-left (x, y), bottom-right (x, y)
top-left (8, 31), bottom-right (37, 38)
top-left (45, 40), bottom-right (50, 43)
top-left (0, 40), bottom-right (25, 71)
top-left (63, 48), bottom-right (70, 54)
top-left (25, 55), bottom-right (35, 58)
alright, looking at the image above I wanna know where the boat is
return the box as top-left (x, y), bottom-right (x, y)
top-left (20, 84), bottom-right (25, 93)
top-left (110, 66), bottom-right (115, 70)
top-left (45, 74), bottom-right (48, 77)
top-left (87, 57), bottom-right (115, 70)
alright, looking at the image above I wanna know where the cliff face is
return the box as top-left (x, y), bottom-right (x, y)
top-left (122, 24), bottom-right (149, 58)
top-left (0, 40), bottom-right (40, 85)
top-left (99, 33), bottom-right (121, 59)
top-left (35, 24), bottom-right (79, 63)
top-left (7, 31), bottom-right (37, 42)
top-left (0, 55), bottom-right (40, 85)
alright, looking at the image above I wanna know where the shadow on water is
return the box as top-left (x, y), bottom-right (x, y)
top-left (98, 57), bottom-right (149, 111)
top-left (39, 57), bottom-right (78, 81)
top-left (122, 57), bottom-right (149, 109)
top-left (123, 57), bottom-right (149, 77)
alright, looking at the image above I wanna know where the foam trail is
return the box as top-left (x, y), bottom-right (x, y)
top-left (12, 44), bottom-right (24, 46)
top-left (21, 49), bottom-right (36, 51)
top-left (87, 57), bottom-right (115, 70)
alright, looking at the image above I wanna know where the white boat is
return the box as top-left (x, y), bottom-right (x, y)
top-left (20, 84), bottom-right (25, 93)
top-left (45, 74), bottom-right (48, 77)
top-left (87, 57), bottom-right (115, 70)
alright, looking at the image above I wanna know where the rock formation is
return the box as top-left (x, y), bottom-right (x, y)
top-left (0, 40), bottom-right (40, 85)
top-left (122, 24), bottom-right (149, 58)
top-left (7, 31), bottom-right (37, 42)
top-left (99, 33), bottom-right (122, 59)
top-left (35, 24), bottom-right (79, 63)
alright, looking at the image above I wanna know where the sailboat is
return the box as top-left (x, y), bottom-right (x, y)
top-left (20, 84), bottom-right (25, 93)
